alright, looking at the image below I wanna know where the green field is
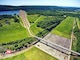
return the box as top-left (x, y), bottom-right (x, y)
top-left (0, 37), bottom-right (36, 52)
top-left (71, 18), bottom-right (80, 60)
top-left (51, 17), bottom-right (74, 38)
top-left (1, 46), bottom-right (57, 60)
top-left (27, 14), bottom-right (39, 24)
top-left (0, 17), bottom-right (30, 43)
top-left (30, 15), bottom-right (46, 35)
top-left (0, 23), bottom-right (30, 43)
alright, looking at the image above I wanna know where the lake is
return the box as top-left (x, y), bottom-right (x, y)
top-left (0, 11), bottom-right (19, 15)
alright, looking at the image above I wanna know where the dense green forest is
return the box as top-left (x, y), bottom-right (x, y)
top-left (0, 5), bottom-right (80, 17)
top-left (0, 5), bottom-right (80, 11)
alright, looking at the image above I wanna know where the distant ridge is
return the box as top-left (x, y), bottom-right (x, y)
top-left (0, 5), bottom-right (80, 11)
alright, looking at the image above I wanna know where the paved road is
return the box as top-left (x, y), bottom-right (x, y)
top-left (1, 10), bottom-right (80, 59)
top-left (35, 42), bottom-right (68, 60)
top-left (36, 37), bottom-right (80, 56)
top-left (19, 10), bottom-right (80, 56)
top-left (68, 18), bottom-right (77, 60)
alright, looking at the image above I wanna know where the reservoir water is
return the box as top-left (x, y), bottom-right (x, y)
top-left (0, 11), bottom-right (19, 15)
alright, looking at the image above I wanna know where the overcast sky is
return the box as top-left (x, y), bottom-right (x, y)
top-left (0, 0), bottom-right (80, 7)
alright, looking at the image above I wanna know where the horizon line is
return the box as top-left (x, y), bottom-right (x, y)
top-left (0, 4), bottom-right (80, 8)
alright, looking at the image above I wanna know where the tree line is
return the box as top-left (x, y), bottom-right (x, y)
top-left (0, 37), bottom-right (37, 53)
top-left (36, 16), bottom-right (66, 37)
top-left (0, 15), bottom-right (20, 27)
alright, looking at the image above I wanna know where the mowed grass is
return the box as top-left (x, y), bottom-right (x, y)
top-left (51, 17), bottom-right (74, 38)
top-left (27, 14), bottom-right (39, 24)
top-left (1, 46), bottom-right (57, 60)
top-left (71, 18), bottom-right (80, 60)
top-left (30, 15), bottom-right (46, 35)
top-left (0, 23), bottom-right (30, 43)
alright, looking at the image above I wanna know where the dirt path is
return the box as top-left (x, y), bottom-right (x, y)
top-left (19, 10), bottom-right (34, 37)
top-left (19, 10), bottom-right (69, 60)
top-left (34, 16), bottom-right (43, 23)
top-left (35, 42), bottom-right (68, 60)
top-left (76, 18), bottom-right (80, 30)
top-left (68, 18), bottom-right (77, 60)
top-left (19, 10), bottom-right (30, 28)
top-left (31, 16), bottom-right (43, 26)
top-left (0, 46), bottom-right (33, 59)
top-left (0, 10), bottom-right (34, 59)
top-left (42, 33), bottom-right (70, 60)
top-left (0, 10), bottom-right (75, 60)
top-left (70, 18), bottom-right (76, 50)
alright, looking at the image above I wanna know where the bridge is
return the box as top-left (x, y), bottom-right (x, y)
top-left (34, 36), bottom-right (80, 57)
top-left (19, 10), bottom-right (80, 57)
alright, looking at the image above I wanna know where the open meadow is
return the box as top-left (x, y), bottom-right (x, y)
top-left (29, 15), bottom-right (46, 35)
top-left (51, 17), bottom-right (74, 38)
top-left (0, 16), bottom-right (30, 43)
top-left (1, 46), bottom-right (57, 60)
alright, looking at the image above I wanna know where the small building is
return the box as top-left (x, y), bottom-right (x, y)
top-left (5, 50), bottom-right (12, 54)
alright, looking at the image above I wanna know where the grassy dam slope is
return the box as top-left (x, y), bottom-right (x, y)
top-left (29, 15), bottom-right (46, 35)
top-left (51, 17), bottom-right (74, 38)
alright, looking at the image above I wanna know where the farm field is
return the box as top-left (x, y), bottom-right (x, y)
top-left (0, 17), bottom-right (30, 44)
top-left (51, 17), bottom-right (74, 39)
top-left (1, 46), bottom-right (57, 60)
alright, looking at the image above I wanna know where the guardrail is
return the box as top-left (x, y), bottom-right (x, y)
top-left (35, 36), bottom-right (80, 56)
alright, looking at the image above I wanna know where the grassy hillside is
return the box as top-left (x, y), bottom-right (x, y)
top-left (0, 37), bottom-right (36, 52)
top-left (51, 17), bottom-right (74, 38)
top-left (1, 46), bottom-right (57, 60)
top-left (30, 15), bottom-right (46, 35)
top-left (0, 23), bottom-right (30, 43)
top-left (27, 14), bottom-right (39, 24)
top-left (0, 16), bottom-right (30, 43)
top-left (71, 18), bottom-right (80, 60)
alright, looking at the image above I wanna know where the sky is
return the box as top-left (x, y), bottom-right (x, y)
top-left (0, 0), bottom-right (80, 7)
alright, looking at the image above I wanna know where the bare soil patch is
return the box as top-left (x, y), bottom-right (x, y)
top-left (19, 10), bottom-right (30, 28)
top-left (43, 33), bottom-right (71, 49)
